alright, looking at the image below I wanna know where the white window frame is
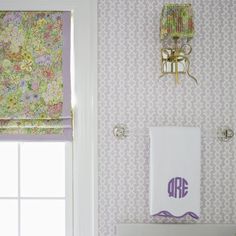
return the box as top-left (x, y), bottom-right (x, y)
top-left (0, 141), bottom-right (73, 236)
top-left (0, 1), bottom-right (98, 236)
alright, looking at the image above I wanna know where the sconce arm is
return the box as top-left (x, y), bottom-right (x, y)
top-left (182, 55), bottom-right (198, 84)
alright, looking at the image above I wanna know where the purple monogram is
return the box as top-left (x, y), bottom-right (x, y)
top-left (168, 177), bottom-right (188, 198)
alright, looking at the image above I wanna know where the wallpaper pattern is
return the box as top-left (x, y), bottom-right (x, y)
top-left (98, 0), bottom-right (236, 235)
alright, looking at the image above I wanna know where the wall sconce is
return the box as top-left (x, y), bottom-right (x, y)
top-left (159, 4), bottom-right (197, 84)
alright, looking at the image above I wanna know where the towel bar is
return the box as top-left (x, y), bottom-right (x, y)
top-left (113, 124), bottom-right (234, 142)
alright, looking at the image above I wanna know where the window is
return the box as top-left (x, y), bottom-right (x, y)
top-left (0, 10), bottom-right (73, 235)
top-left (0, 142), bottom-right (73, 236)
top-left (0, 2), bottom-right (97, 236)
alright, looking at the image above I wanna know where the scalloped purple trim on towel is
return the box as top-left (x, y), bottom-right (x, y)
top-left (155, 211), bottom-right (199, 219)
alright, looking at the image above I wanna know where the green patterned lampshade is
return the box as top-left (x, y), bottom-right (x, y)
top-left (160, 4), bottom-right (195, 40)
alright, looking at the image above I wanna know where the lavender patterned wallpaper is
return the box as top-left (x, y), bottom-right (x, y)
top-left (98, 0), bottom-right (236, 235)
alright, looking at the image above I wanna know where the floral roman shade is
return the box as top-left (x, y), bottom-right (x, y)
top-left (0, 11), bottom-right (72, 141)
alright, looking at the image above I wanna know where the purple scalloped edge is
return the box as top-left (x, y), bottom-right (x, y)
top-left (155, 211), bottom-right (199, 219)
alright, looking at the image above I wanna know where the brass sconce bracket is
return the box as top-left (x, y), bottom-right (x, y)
top-left (159, 43), bottom-right (197, 85)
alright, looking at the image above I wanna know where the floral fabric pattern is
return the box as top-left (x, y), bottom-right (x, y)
top-left (0, 11), bottom-right (66, 135)
top-left (160, 4), bottom-right (195, 40)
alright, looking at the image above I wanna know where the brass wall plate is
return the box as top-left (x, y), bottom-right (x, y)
top-left (161, 48), bottom-right (187, 74)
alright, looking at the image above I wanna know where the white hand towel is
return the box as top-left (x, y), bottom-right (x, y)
top-left (149, 127), bottom-right (201, 219)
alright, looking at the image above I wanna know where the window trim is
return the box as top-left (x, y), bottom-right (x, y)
top-left (0, 1), bottom-right (98, 236)
top-left (66, 142), bottom-right (73, 236)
